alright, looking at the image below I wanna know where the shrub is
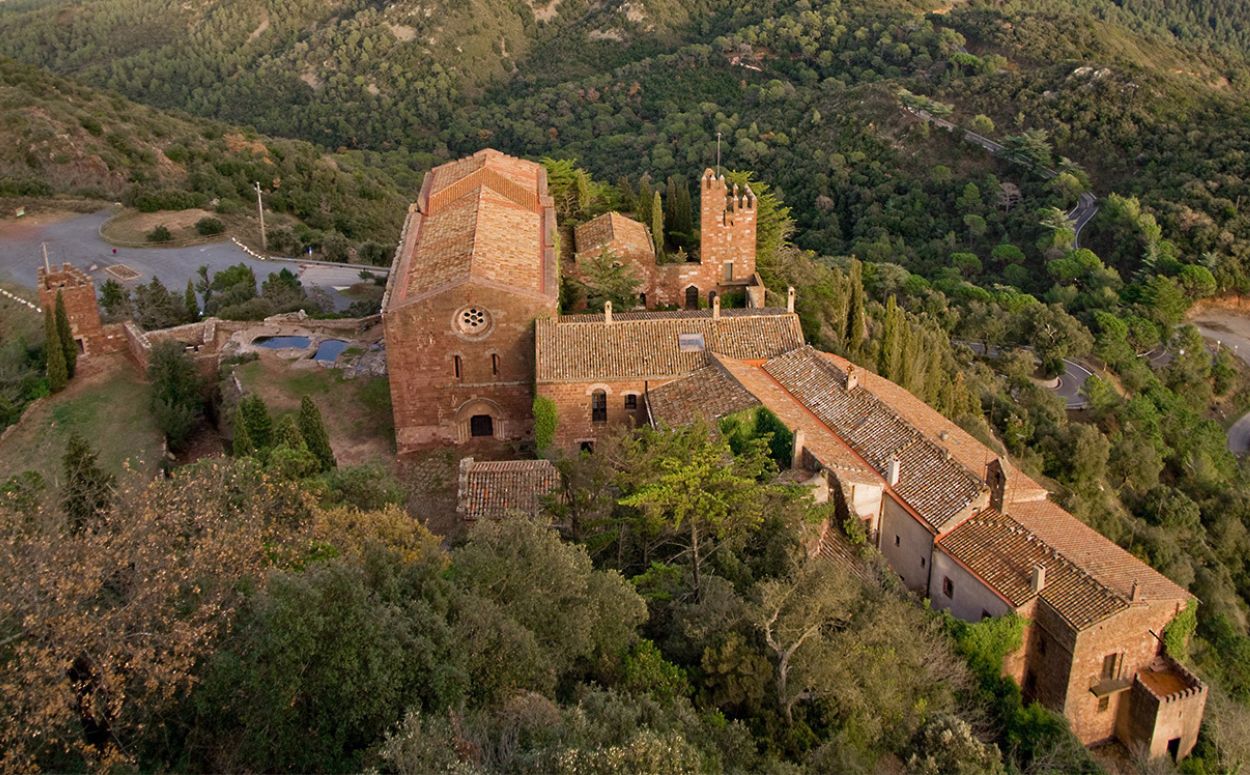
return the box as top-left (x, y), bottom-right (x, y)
top-left (533, 396), bottom-right (558, 451)
top-left (147, 225), bottom-right (173, 243)
top-left (195, 217), bottom-right (225, 236)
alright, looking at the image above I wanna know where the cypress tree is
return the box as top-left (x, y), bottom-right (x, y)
top-left (184, 280), bottom-right (198, 323)
top-left (636, 174), bottom-right (653, 223)
top-left (846, 259), bottom-right (867, 359)
top-left (651, 191), bottom-right (665, 259)
top-left (232, 403), bottom-right (254, 457)
top-left (240, 395), bottom-right (273, 450)
top-left (878, 295), bottom-right (904, 381)
top-left (54, 291), bottom-right (77, 378)
top-left (62, 432), bottom-right (114, 533)
top-left (44, 306), bottom-right (68, 393)
top-left (273, 414), bottom-right (305, 449)
top-left (298, 396), bottom-right (336, 471)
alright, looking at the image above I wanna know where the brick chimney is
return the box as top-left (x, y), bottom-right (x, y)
top-left (787, 286), bottom-right (796, 313)
top-left (791, 428), bottom-right (806, 470)
top-left (1031, 564), bottom-right (1047, 594)
top-left (986, 458), bottom-right (1007, 512)
top-left (604, 300), bottom-right (613, 325)
top-left (886, 456), bottom-right (900, 486)
top-left (845, 364), bottom-right (859, 391)
top-left (712, 295), bottom-right (721, 320)
top-left (1131, 579), bottom-right (1141, 602)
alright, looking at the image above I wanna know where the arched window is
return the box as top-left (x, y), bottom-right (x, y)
top-left (684, 285), bottom-right (699, 309)
top-left (639, 292), bottom-right (647, 307)
top-left (591, 390), bottom-right (607, 423)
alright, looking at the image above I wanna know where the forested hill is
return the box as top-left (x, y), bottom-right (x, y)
top-left (0, 57), bottom-right (409, 248)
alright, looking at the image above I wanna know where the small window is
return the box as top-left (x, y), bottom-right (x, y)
top-left (1097, 696), bottom-right (1110, 713)
top-left (624, 394), bottom-right (638, 410)
top-left (723, 262), bottom-right (733, 282)
top-left (491, 353), bottom-right (499, 376)
top-left (1101, 653), bottom-right (1118, 680)
top-left (454, 354), bottom-right (462, 380)
top-left (639, 292), bottom-right (647, 307)
top-left (980, 609), bottom-right (991, 621)
top-left (678, 333), bottom-right (705, 352)
top-left (579, 440), bottom-right (595, 453)
top-left (894, 535), bottom-right (901, 547)
top-left (591, 390), bottom-right (607, 423)
top-left (920, 557), bottom-right (926, 568)
top-left (942, 577), bottom-right (953, 598)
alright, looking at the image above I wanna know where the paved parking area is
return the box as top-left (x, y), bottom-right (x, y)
top-left (0, 209), bottom-right (370, 310)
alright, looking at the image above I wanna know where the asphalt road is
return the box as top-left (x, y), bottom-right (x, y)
top-left (0, 209), bottom-right (363, 310)
top-left (959, 340), bottom-right (1092, 409)
top-left (1068, 192), bottom-right (1099, 250)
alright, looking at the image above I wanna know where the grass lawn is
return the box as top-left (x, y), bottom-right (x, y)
top-left (0, 355), bottom-right (164, 482)
top-left (234, 354), bottom-right (393, 465)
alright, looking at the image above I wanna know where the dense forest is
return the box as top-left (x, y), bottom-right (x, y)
top-left (4, 0), bottom-right (1250, 771)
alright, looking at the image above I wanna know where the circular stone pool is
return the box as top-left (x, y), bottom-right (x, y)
top-left (253, 335), bottom-right (311, 349)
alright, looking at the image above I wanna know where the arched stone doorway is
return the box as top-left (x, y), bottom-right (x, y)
top-left (685, 285), bottom-right (699, 310)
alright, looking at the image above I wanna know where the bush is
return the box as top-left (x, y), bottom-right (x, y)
top-left (146, 225), bottom-right (173, 243)
top-left (195, 217), bottom-right (225, 236)
top-left (533, 396), bottom-right (558, 451)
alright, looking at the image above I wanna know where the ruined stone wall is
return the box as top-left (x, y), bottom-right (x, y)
top-left (384, 282), bottom-right (555, 452)
top-left (37, 263), bottom-right (106, 355)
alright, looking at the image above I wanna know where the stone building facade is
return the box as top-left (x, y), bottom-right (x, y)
top-left (381, 149), bottom-right (559, 452)
top-left (568, 169), bottom-right (765, 311)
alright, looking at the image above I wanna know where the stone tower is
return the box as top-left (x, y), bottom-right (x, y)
top-left (699, 169), bottom-right (757, 284)
top-left (37, 263), bottom-right (104, 356)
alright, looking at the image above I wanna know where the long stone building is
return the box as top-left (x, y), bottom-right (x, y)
top-left (384, 149), bottom-right (1206, 760)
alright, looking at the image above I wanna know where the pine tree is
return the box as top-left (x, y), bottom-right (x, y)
top-left (232, 403), bottom-right (254, 457)
top-left (240, 395), bottom-right (273, 450)
top-left (298, 396), bottom-right (336, 471)
top-left (651, 191), bottom-right (665, 259)
top-left (54, 291), bottom-right (77, 379)
top-left (62, 432), bottom-right (114, 533)
top-left (846, 259), bottom-right (867, 359)
top-left (184, 280), bottom-right (198, 323)
top-left (44, 305), bottom-right (68, 393)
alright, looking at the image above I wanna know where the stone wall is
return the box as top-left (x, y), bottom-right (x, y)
top-left (538, 377), bottom-right (655, 449)
top-left (384, 282), bottom-right (555, 452)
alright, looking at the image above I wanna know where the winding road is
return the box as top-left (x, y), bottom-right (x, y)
top-left (958, 340), bottom-right (1093, 409)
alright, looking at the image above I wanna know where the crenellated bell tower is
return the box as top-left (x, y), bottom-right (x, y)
top-left (699, 169), bottom-right (757, 284)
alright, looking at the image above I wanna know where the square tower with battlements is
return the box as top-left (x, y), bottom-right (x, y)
top-left (37, 263), bottom-right (105, 356)
top-left (699, 169), bottom-right (757, 285)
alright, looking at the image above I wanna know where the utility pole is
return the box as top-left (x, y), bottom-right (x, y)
top-left (254, 181), bottom-right (267, 252)
top-left (716, 131), bottom-right (722, 176)
top-left (41, 241), bottom-right (50, 272)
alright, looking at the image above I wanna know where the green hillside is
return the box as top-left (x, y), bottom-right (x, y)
top-left (0, 57), bottom-right (409, 249)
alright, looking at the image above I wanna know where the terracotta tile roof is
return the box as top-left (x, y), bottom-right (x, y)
top-left (574, 212), bottom-right (655, 262)
top-left (384, 149), bottom-right (556, 310)
top-left (1006, 497), bottom-right (1189, 604)
top-left (457, 458), bottom-right (560, 521)
top-left (646, 362), bottom-right (760, 426)
top-left (820, 352), bottom-right (1047, 504)
top-left (535, 309), bottom-right (804, 383)
top-left (937, 512), bottom-right (1129, 630)
top-left (764, 347), bottom-right (984, 531)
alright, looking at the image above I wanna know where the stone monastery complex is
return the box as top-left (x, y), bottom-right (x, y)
top-left (379, 148), bottom-right (1207, 760)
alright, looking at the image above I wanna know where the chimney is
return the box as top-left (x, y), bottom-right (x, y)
top-left (1130, 580), bottom-right (1141, 602)
top-left (604, 300), bottom-right (612, 325)
top-left (845, 364), bottom-right (859, 391)
top-left (713, 295), bottom-right (721, 320)
top-left (791, 428), bottom-right (806, 470)
top-left (986, 458), bottom-right (1007, 512)
top-left (1031, 564), bottom-right (1047, 595)
top-left (886, 456), bottom-right (900, 486)
top-left (786, 286), bottom-right (796, 313)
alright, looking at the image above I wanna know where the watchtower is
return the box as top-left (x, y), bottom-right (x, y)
top-left (699, 169), bottom-right (757, 285)
top-left (37, 263), bottom-right (104, 356)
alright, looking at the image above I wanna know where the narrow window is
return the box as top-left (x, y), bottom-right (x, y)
top-left (624, 394), bottom-right (638, 410)
top-left (894, 535), bottom-right (901, 547)
top-left (591, 390), bottom-right (607, 423)
top-left (491, 353), bottom-right (499, 376)
top-left (920, 556), bottom-right (926, 568)
top-left (639, 292), bottom-right (647, 307)
top-left (454, 354), bottom-right (462, 380)
top-left (723, 262), bottom-right (733, 281)
top-left (1101, 653), bottom-right (1118, 680)
top-left (942, 577), bottom-right (954, 598)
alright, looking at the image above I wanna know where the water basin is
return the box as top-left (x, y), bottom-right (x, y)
top-left (313, 339), bottom-right (350, 363)
top-left (254, 335), bottom-right (310, 349)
